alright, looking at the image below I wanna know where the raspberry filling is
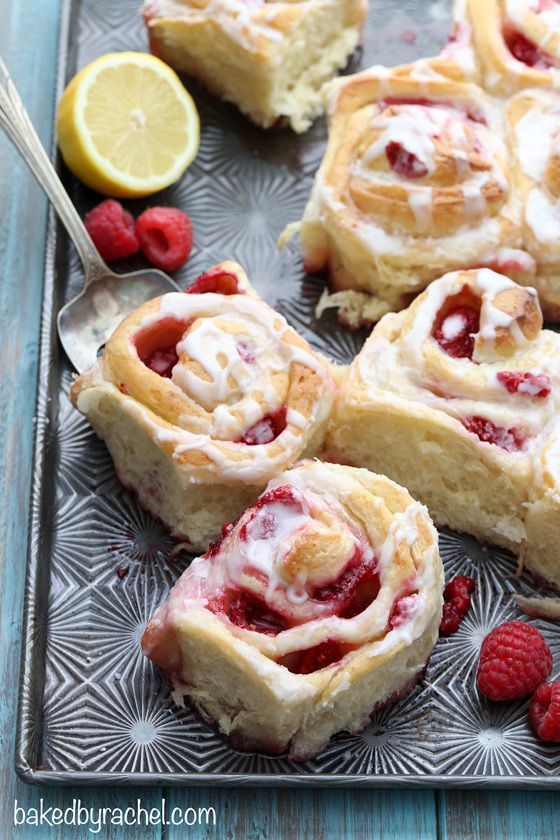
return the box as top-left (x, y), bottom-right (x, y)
top-left (385, 141), bottom-right (428, 179)
top-left (389, 592), bottom-right (419, 628)
top-left (497, 371), bottom-right (551, 398)
top-left (209, 590), bottom-right (290, 636)
top-left (292, 641), bottom-right (345, 675)
top-left (462, 416), bottom-right (525, 452)
top-left (504, 28), bottom-right (557, 68)
top-left (135, 316), bottom-right (187, 378)
top-left (206, 485), bottom-right (383, 674)
top-left (433, 305), bottom-right (480, 359)
top-left (187, 267), bottom-right (240, 296)
top-left (239, 406), bottom-right (288, 446)
top-left (236, 341), bottom-right (256, 365)
top-left (311, 550), bottom-right (380, 619)
top-left (143, 348), bottom-right (179, 378)
top-left (236, 485), bottom-right (304, 543)
top-left (379, 97), bottom-right (486, 125)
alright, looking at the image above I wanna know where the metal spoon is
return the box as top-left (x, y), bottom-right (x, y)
top-left (0, 59), bottom-right (181, 373)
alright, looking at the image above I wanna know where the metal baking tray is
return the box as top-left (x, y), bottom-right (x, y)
top-left (16, 0), bottom-right (560, 787)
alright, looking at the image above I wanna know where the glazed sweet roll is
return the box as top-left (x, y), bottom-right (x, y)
top-left (507, 87), bottom-right (560, 318)
top-left (283, 62), bottom-right (529, 326)
top-left (327, 268), bottom-right (560, 586)
top-left (142, 0), bottom-right (368, 132)
top-left (71, 262), bottom-right (335, 551)
top-left (457, 0), bottom-right (560, 95)
top-left (142, 461), bottom-right (443, 760)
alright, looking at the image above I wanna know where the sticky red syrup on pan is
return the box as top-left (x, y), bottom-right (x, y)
top-left (440, 576), bottom-right (475, 635)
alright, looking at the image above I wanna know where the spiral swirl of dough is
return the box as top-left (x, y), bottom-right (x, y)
top-left (143, 460), bottom-right (441, 670)
top-left (351, 268), bottom-right (560, 449)
top-left (461, 0), bottom-right (560, 94)
top-left (97, 261), bottom-right (335, 484)
top-left (293, 62), bottom-right (524, 315)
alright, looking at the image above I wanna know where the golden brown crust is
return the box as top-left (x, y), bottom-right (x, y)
top-left (143, 0), bottom-right (368, 131)
top-left (327, 268), bottom-right (560, 587)
top-left (71, 262), bottom-right (336, 548)
top-left (292, 60), bottom-right (526, 315)
top-left (464, 0), bottom-right (560, 95)
top-left (73, 261), bottom-right (334, 475)
top-left (141, 461), bottom-right (443, 760)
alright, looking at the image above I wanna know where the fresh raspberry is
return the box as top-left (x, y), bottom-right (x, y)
top-left (84, 199), bottom-right (139, 262)
top-left (136, 207), bottom-right (193, 272)
top-left (477, 621), bottom-right (553, 701)
top-left (530, 681), bottom-right (560, 742)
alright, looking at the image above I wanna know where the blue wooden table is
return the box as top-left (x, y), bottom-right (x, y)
top-left (0, 1), bottom-right (559, 837)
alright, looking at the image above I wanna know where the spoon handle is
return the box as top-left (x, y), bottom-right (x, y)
top-left (0, 57), bottom-right (109, 281)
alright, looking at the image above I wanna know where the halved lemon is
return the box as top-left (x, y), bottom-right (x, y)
top-left (56, 52), bottom-right (200, 198)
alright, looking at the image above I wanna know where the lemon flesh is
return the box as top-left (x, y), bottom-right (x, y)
top-left (57, 52), bottom-right (200, 198)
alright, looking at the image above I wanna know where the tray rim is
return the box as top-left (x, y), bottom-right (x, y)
top-left (14, 0), bottom-right (560, 789)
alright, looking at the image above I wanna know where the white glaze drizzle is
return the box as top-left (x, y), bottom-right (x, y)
top-left (354, 268), bottom-right (560, 446)
top-left (146, 0), bottom-right (284, 50)
top-left (525, 187), bottom-right (560, 242)
top-left (119, 291), bottom-right (334, 483)
top-left (148, 462), bottom-right (441, 663)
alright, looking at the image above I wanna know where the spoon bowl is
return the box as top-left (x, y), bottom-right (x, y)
top-left (0, 58), bottom-right (181, 373)
top-left (57, 266), bottom-right (180, 372)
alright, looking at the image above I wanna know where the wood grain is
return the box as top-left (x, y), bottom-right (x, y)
top-left (164, 789), bottom-right (438, 840)
top-left (440, 791), bottom-right (560, 840)
top-left (0, 1), bottom-right (557, 838)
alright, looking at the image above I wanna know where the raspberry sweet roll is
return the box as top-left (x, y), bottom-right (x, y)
top-left (142, 0), bottom-right (368, 133)
top-left (507, 87), bottom-right (560, 318)
top-left (456, 0), bottom-right (560, 95)
top-left (71, 262), bottom-right (335, 551)
top-left (282, 61), bottom-right (530, 326)
top-left (327, 268), bottom-right (560, 587)
top-left (142, 461), bottom-right (443, 761)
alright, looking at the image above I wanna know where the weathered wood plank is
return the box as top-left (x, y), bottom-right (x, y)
top-left (0, 2), bottom-right (165, 837)
top-left (440, 791), bottom-right (560, 840)
top-left (164, 788), bottom-right (438, 840)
